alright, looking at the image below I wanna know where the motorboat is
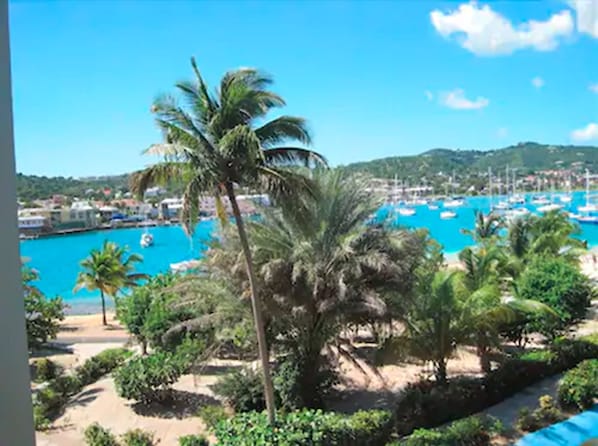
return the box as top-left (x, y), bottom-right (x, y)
top-left (398, 207), bottom-right (416, 217)
top-left (558, 194), bottom-right (572, 204)
top-left (140, 232), bottom-right (154, 248)
top-left (440, 210), bottom-right (457, 219)
top-left (508, 195), bottom-right (525, 205)
top-left (576, 215), bottom-right (598, 225)
top-left (537, 203), bottom-right (562, 213)
top-left (578, 203), bottom-right (598, 213)
top-left (443, 197), bottom-right (465, 208)
top-left (531, 195), bottom-right (550, 205)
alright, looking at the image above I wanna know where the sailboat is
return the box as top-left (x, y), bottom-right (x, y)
top-left (537, 180), bottom-right (562, 213)
top-left (139, 220), bottom-right (154, 248)
top-left (578, 169), bottom-right (598, 213)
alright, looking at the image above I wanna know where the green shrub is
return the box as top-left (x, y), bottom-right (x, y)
top-left (77, 348), bottom-right (133, 386)
top-left (178, 435), bottom-right (209, 446)
top-left (84, 423), bottom-right (119, 446)
top-left (516, 395), bottom-right (565, 432)
top-left (121, 429), bottom-right (155, 446)
top-left (558, 359), bottom-right (598, 411)
top-left (399, 415), bottom-right (502, 446)
top-left (518, 349), bottom-right (556, 362)
top-left (214, 409), bottom-right (393, 446)
top-left (50, 374), bottom-right (83, 396)
top-left (212, 367), bottom-right (266, 412)
top-left (34, 387), bottom-right (67, 419)
top-left (33, 358), bottom-right (61, 382)
top-left (114, 342), bottom-right (198, 403)
top-left (517, 257), bottom-right (593, 336)
top-left (196, 405), bottom-right (229, 430)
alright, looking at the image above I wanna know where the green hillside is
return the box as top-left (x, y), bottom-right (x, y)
top-left (341, 142), bottom-right (598, 182)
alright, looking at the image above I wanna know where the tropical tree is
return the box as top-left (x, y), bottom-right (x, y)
top-left (461, 210), bottom-right (503, 243)
top-left (130, 59), bottom-right (326, 421)
top-left (74, 241), bottom-right (146, 325)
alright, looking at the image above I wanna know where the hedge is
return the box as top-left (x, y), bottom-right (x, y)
top-left (557, 359), bottom-right (598, 411)
top-left (214, 409), bottom-right (393, 446)
top-left (394, 335), bottom-right (598, 435)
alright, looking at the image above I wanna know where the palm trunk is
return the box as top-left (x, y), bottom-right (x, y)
top-left (435, 358), bottom-right (447, 385)
top-left (225, 182), bottom-right (276, 424)
top-left (100, 289), bottom-right (107, 326)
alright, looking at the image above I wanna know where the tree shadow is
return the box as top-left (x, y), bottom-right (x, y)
top-left (66, 387), bottom-right (104, 409)
top-left (190, 363), bottom-right (242, 376)
top-left (131, 390), bottom-right (220, 419)
top-left (326, 387), bottom-right (399, 414)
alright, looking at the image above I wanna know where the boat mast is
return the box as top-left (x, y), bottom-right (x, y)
top-left (586, 169), bottom-right (590, 208)
top-left (488, 167), bottom-right (493, 211)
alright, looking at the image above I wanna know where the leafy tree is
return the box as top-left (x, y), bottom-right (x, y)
top-left (130, 58), bottom-right (325, 422)
top-left (22, 264), bottom-right (65, 350)
top-left (74, 241), bottom-right (147, 325)
top-left (517, 257), bottom-right (593, 337)
top-left (461, 210), bottom-right (503, 243)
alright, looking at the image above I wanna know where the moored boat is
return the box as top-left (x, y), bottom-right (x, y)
top-left (440, 210), bottom-right (457, 219)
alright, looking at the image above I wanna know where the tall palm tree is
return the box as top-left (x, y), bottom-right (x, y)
top-left (74, 241), bottom-right (146, 325)
top-left (130, 59), bottom-right (326, 421)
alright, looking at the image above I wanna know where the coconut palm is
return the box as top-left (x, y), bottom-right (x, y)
top-left (130, 59), bottom-right (326, 421)
top-left (461, 210), bottom-right (503, 243)
top-left (74, 241), bottom-right (146, 325)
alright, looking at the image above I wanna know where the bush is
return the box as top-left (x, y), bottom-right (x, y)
top-left (33, 358), bottom-right (60, 382)
top-left (121, 429), bottom-right (155, 446)
top-left (516, 395), bottom-right (565, 432)
top-left (399, 416), bottom-right (502, 446)
top-left (558, 359), bottom-right (598, 411)
top-left (196, 405), bottom-right (229, 430)
top-left (212, 367), bottom-right (266, 412)
top-left (84, 423), bottom-right (119, 446)
top-left (178, 435), bottom-right (209, 446)
top-left (517, 257), bottom-right (593, 336)
top-left (214, 409), bottom-right (393, 446)
top-left (114, 341), bottom-right (199, 403)
top-left (77, 348), bottom-right (133, 386)
top-left (518, 349), bottom-right (556, 362)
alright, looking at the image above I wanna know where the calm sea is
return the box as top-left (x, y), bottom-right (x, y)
top-left (20, 191), bottom-right (598, 313)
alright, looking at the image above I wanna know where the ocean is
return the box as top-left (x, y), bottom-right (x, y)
top-left (19, 191), bottom-right (598, 313)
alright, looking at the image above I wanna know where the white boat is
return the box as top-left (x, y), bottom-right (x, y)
top-left (508, 195), bottom-right (525, 205)
top-left (576, 215), bottom-right (598, 225)
top-left (531, 195), bottom-right (550, 205)
top-left (170, 259), bottom-right (201, 273)
top-left (440, 210), bottom-right (457, 219)
top-left (494, 201), bottom-right (511, 211)
top-left (428, 204), bottom-right (439, 210)
top-left (140, 232), bottom-right (154, 248)
top-left (558, 194), bottom-right (572, 204)
top-left (398, 207), bottom-right (416, 217)
top-left (578, 169), bottom-right (597, 213)
top-left (443, 197), bottom-right (465, 208)
top-left (505, 208), bottom-right (530, 222)
top-left (537, 203), bottom-right (562, 213)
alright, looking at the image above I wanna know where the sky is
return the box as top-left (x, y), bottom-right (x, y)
top-left (8, 0), bottom-right (598, 177)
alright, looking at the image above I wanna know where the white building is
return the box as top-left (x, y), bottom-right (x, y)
top-left (18, 215), bottom-right (46, 231)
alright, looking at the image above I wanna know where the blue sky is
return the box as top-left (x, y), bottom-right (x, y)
top-left (8, 0), bottom-right (598, 177)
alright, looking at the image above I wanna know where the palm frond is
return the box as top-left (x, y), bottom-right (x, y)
top-left (129, 162), bottom-right (187, 199)
top-left (255, 116), bottom-right (312, 147)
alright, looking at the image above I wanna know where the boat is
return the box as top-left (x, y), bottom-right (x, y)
top-left (508, 195), bottom-right (525, 205)
top-left (443, 197), bottom-right (465, 208)
top-left (537, 203), bottom-right (562, 213)
top-left (428, 204), bottom-right (439, 210)
top-left (140, 232), bottom-right (154, 248)
top-left (398, 207), bottom-right (416, 217)
top-left (531, 195), bottom-right (550, 205)
top-left (440, 210), bottom-right (457, 219)
top-left (494, 201), bottom-right (511, 211)
top-left (576, 215), bottom-right (598, 225)
top-left (170, 259), bottom-right (202, 273)
top-left (504, 208), bottom-right (530, 222)
top-left (578, 169), bottom-right (598, 213)
top-left (558, 194), bottom-right (572, 203)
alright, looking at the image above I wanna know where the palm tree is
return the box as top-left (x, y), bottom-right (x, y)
top-left (130, 59), bottom-right (326, 421)
top-left (74, 241), bottom-right (146, 325)
top-left (461, 210), bottom-right (503, 243)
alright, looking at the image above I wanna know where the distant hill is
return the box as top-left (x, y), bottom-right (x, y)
top-left (340, 142), bottom-right (598, 182)
top-left (16, 142), bottom-right (598, 200)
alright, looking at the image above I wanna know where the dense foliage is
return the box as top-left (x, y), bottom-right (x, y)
top-left (516, 395), bottom-right (565, 433)
top-left (23, 265), bottom-right (65, 349)
top-left (557, 359), bottom-right (598, 411)
top-left (214, 409), bottom-right (393, 446)
top-left (84, 423), bottom-right (120, 446)
top-left (517, 257), bottom-right (593, 336)
top-left (178, 435), bottom-right (209, 446)
top-left (121, 429), bottom-right (156, 446)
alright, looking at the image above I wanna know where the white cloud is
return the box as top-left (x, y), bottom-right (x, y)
top-left (571, 122), bottom-right (598, 141)
top-left (531, 76), bottom-right (545, 88)
top-left (497, 127), bottom-right (508, 138)
top-left (430, 2), bottom-right (574, 56)
top-left (590, 83), bottom-right (598, 93)
top-left (425, 90), bottom-right (434, 101)
top-left (440, 89), bottom-right (489, 110)
top-left (569, 0), bottom-right (598, 38)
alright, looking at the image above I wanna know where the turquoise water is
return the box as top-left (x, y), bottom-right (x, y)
top-left (20, 191), bottom-right (597, 313)
top-left (516, 404), bottom-right (598, 445)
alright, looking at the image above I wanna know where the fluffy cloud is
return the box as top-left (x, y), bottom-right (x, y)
top-left (569, 0), bottom-right (598, 38)
top-left (571, 122), bottom-right (598, 141)
top-left (532, 76), bottom-right (545, 88)
top-left (425, 90), bottom-right (434, 101)
top-left (430, 2), bottom-right (574, 56)
top-left (440, 89), bottom-right (489, 110)
top-left (590, 83), bottom-right (598, 94)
